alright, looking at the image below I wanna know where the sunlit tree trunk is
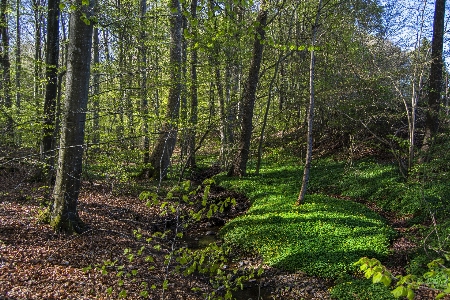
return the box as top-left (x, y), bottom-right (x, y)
top-left (229, 0), bottom-right (267, 177)
top-left (297, 0), bottom-right (322, 205)
top-left (51, 0), bottom-right (95, 233)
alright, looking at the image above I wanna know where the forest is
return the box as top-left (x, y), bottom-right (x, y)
top-left (0, 0), bottom-right (450, 299)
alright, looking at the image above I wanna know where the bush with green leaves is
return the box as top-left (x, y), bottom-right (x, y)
top-left (354, 256), bottom-right (450, 299)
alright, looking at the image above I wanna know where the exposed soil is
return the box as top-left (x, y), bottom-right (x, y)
top-left (0, 154), bottom-right (446, 299)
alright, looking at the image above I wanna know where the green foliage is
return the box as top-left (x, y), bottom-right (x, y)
top-left (354, 256), bottom-right (450, 299)
top-left (216, 159), bottom-right (394, 278)
top-left (331, 278), bottom-right (396, 300)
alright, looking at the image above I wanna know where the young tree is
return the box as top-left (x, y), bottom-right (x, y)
top-left (297, 0), bottom-right (322, 205)
top-left (229, 0), bottom-right (267, 177)
top-left (50, 0), bottom-right (95, 233)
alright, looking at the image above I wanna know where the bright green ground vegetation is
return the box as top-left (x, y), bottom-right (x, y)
top-left (216, 158), bottom-right (397, 278)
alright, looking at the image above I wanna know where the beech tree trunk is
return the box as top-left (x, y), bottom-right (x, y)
top-left (149, 0), bottom-right (182, 179)
top-left (421, 0), bottom-right (446, 155)
top-left (50, 0), bottom-right (95, 233)
top-left (229, 1), bottom-right (267, 177)
top-left (41, 0), bottom-right (60, 173)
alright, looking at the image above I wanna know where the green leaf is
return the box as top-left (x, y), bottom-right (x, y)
top-left (392, 286), bottom-right (407, 298)
top-left (59, 3), bottom-right (66, 10)
top-left (406, 288), bottom-right (414, 300)
top-left (140, 290), bottom-right (149, 297)
top-left (373, 272), bottom-right (383, 283)
top-left (81, 0), bottom-right (89, 5)
top-left (118, 289), bottom-right (127, 298)
top-left (436, 293), bottom-right (447, 299)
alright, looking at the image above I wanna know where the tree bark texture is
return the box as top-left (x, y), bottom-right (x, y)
top-left (149, 0), bottom-right (182, 179)
top-left (421, 0), bottom-right (446, 154)
top-left (41, 0), bottom-right (60, 168)
top-left (229, 1), bottom-right (267, 177)
top-left (51, 0), bottom-right (95, 233)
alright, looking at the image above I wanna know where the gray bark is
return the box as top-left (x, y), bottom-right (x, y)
top-left (297, 0), bottom-right (322, 205)
top-left (51, 0), bottom-right (95, 233)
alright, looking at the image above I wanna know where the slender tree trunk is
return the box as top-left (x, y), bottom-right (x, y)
top-left (229, 1), bottom-right (267, 177)
top-left (297, 0), bottom-right (322, 205)
top-left (41, 0), bottom-right (60, 176)
top-left (33, 0), bottom-right (43, 108)
top-left (140, 0), bottom-right (150, 176)
top-left (92, 27), bottom-right (100, 146)
top-left (0, 0), bottom-right (12, 142)
top-left (51, 0), bottom-right (95, 233)
top-left (185, 0), bottom-right (198, 169)
top-left (149, 0), bottom-right (182, 179)
top-left (421, 0), bottom-right (446, 155)
top-left (15, 0), bottom-right (20, 109)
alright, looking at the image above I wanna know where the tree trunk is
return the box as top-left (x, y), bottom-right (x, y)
top-left (92, 27), bottom-right (100, 146)
top-left (229, 1), bottom-right (267, 177)
top-left (421, 0), bottom-right (446, 155)
top-left (15, 0), bottom-right (21, 109)
top-left (33, 0), bottom-right (43, 108)
top-left (185, 0), bottom-right (198, 169)
top-left (41, 0), bottom-right (60, 175)
top-left (149, 0), bottom-right (182, 179)
top-left (51, 0), bottom-right (95, 233)
top-left (140, 0), bottom-right (150, 176)
top-left (0, 0), bottom-right (12, 142)
top-left (297, 0), bottom-right (322, 205)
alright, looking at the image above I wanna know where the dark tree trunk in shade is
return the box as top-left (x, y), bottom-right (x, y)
top-left (229, 1), bottom-right (267, 177)
top-left (185, 0), bottom-right (198, 169)
top-left (0, 0), bottom-right (12, 142)
top-left (50, 0), bottom-right (95, 233)
top-left (421, 0), bottom-right (446, 155)
top-left (149, 0), bottom-right (182, 179)
top-left (41, 0), bottom-right (60, 172)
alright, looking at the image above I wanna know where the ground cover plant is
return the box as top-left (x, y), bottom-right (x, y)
top-left (216, 158), bottom-right (396, 278)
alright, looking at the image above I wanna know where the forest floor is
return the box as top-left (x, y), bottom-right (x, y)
top-left (0, 158), bottom-right (445, 299)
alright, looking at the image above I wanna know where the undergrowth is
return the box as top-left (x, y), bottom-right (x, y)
top-left (215, 159), bottom-right (396, 278)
